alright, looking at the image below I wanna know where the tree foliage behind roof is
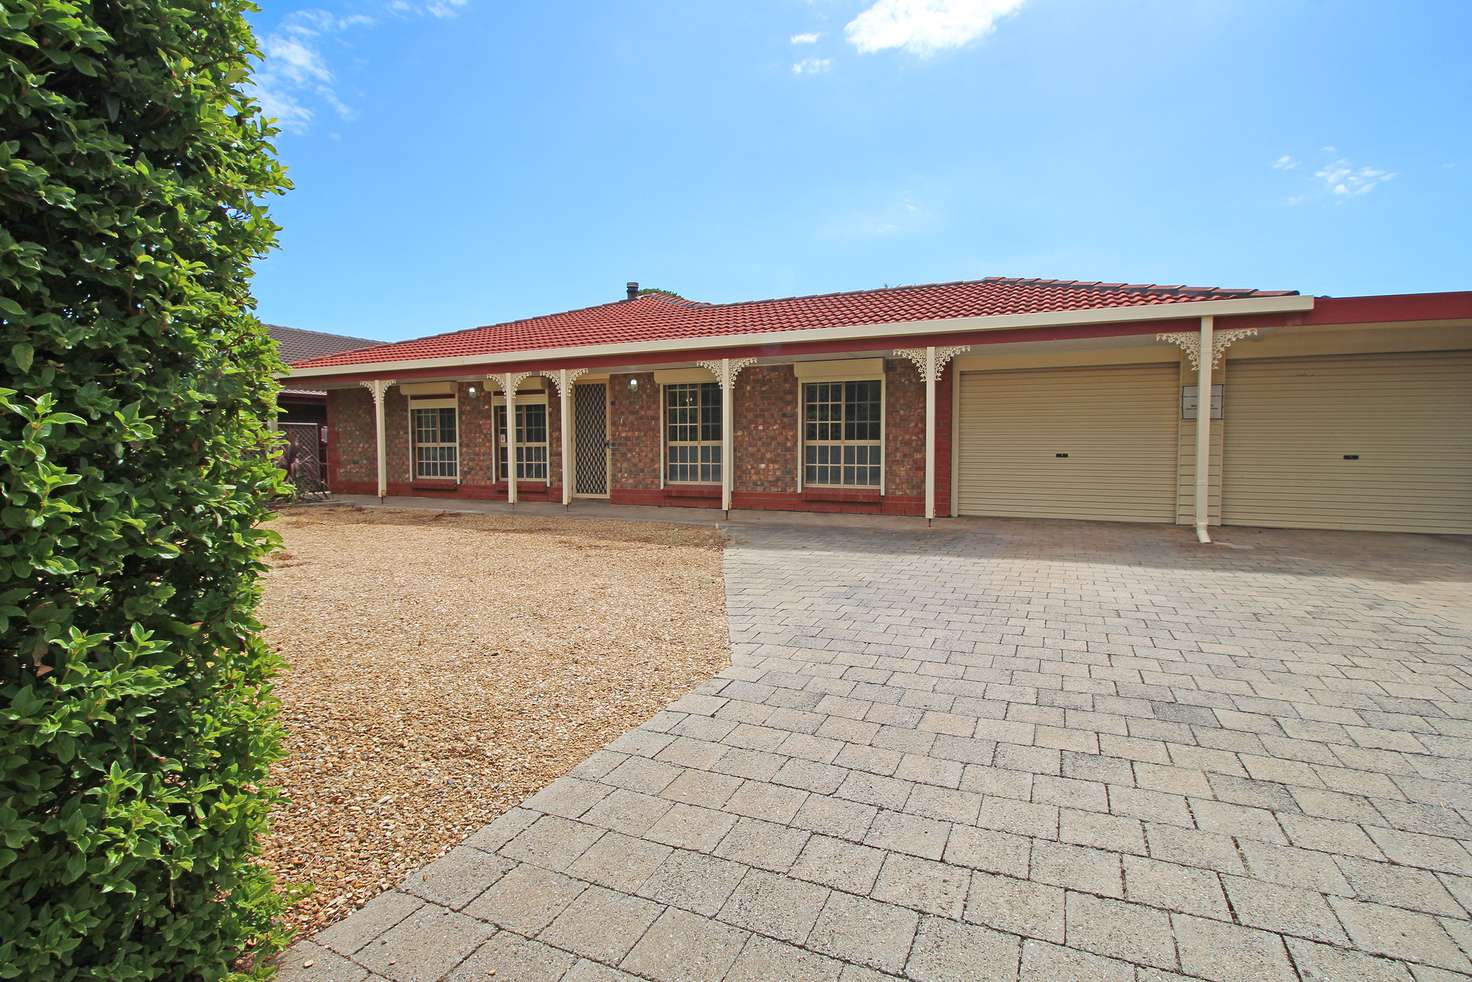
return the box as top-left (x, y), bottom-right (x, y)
top-left (1, 1), bottom-right (292, 976)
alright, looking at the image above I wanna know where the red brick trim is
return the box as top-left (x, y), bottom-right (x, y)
top-left (611, 488), bottom-right (721, 509)
top-left (410, 479), bottom-right (460, 492)
top-left (733, 491), bottom-right (924, 516)
top-left (664, 483), bottom-right (721, 499)
top-left (801, 487), bottom-right (882, 504)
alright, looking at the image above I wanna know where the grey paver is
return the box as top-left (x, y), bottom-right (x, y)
top-left (1171, 913), bottom-right (1297, 982)
top-left (1123, 856), bottom-right (1230, 919)
top-left (354, 905), bottom-right (494, 982)
top-left (447, 931), bottom-right (575, 982)
top-left (870, 852), bottom-right (970, 918)
top-left (565, 829), bottom-right (672, 892)
top-left (1063, 892), bottom-right (1175, 970)
top-left (807, 892), bottom-right (920, 974)
top-left (791, 833), bottom-right (887, 895)
top-left (498, 815), bottom-right (604, 871)
top-left (278, 521), bottom-right (1472, 982)
top-left (400, 845), bottom-right (513, 910)
top-left (637, 848), bottom-right (748, 916)
top-left (579, 788), bottom-right (675, 836)
top-left (1221, 875), bottom-right (1348, 944)
top-left (276, 941), bottom-right (369, 982)
top-left (725, 935), bottom-right (844, 981)
top-left (1286, 937), bottom-right (1417, 982)
top-left (718, 867), bottom-right (829, 945)
top-left (713, 816), bottom-right (810, 872)
top-left (463, 862), bottom-right (586, 935)
top-left (620, 907), bottom-right (749, 982)
top-left (314, 890), bottom-right (423, 956)
top-left (1328, 896), bottom-right (1472, 972)
top-left (905, 915), bottom-right (1021, 982)
top-left (643, 803), bottom-right (738, 852)
top-left (539, 884), bottom-right (665, 964)
top-left (1019, 939), bottom-right (1134, 982)
top-left (1336, 856), bottom-right (1467, 916)
top-left (965, 870), bottom-right (1065, 942)
top-left (1031, 841), bottom-right (1124, 898)
top-left (864, 809), bottom-right (950, 860)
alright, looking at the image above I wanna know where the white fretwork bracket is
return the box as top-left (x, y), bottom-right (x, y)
top-left (696, 357), bottom-right (759, 390)
top-left (359, 379), bottom-right (396, 405)
top-left (1157, 328), bottom-right (1258, 370)
top-left (532, 370), bottom-right (568, 396)
top-left (893, 346), bottom-right (972, 382)
top-left (501, 370), bottom-right (537, 393)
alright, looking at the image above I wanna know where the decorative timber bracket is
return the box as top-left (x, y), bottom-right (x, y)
top-left (1157, 328), bottom-right (1258, 370)
top-left (696, 357), bottom-right (758, 390)
top-left (893, 345), bottom-right (972, 382)
top-left (359, 378), bottom-right (396, 405)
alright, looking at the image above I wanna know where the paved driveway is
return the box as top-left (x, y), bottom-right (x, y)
top-left (283, 520), bottom-right (1472, 981)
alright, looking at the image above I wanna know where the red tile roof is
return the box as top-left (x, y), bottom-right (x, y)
top-left (290, 276), bottom-right (1296, 370)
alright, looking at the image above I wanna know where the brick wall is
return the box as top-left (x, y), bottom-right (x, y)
top-left (884, 359), bottom-right (926, 500)
top-left (328, 380), bottom-right (564, 498)
top-left (610, 373), bottom-right (660, 493)
top-left (328, 387), bottom-right (374, 487)
top-left (329, 362), bottom-right (945, 516)
top-left (734, 364), bottom-right (798, 493)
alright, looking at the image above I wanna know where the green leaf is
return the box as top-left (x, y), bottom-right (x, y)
top-left (12, 343), bottom-right (32, 373)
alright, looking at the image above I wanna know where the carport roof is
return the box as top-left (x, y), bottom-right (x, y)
top-left (288, 276), bottom-right (1297, 370)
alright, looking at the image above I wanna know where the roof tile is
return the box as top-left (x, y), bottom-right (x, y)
top-left (290, 276), bottom-right (1293, 370)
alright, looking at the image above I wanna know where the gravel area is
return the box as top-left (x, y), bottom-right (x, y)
top-left (257, 505), bottom-right (728, 936)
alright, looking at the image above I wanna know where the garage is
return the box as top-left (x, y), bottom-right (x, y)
top-left (1222, 351), bottom-right (1472, 534)
top-left (955, 363), bottom-right (1179, 522)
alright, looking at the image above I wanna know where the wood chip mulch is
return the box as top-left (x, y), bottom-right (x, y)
top-left (256, 505), bottom-right (729, 937)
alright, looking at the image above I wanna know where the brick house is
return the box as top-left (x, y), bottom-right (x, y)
top-left (270, 324), bottom-right (380, 486)
top-left (285, 277), bottom-right (1472, 537)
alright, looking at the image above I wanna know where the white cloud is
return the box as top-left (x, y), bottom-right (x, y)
top-left (1273, 147), bottom-right (1396, 205)
top-left (792, 57), bottom-right (834, 75)
top-left (1315, 158), bottom-right (1395, 197)
top-left (390, 0), bottom-right (469, 15)
top-left (251, 2), bottom-right (471, 133)
top-left (844, 0), bottom-right (1025, 56)
top-left (790, 32), bottom-right (822, 44)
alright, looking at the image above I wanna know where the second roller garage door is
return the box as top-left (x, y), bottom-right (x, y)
top-left (956, 363), bottom-right (1179, 522)
top-left (1221, 351), bottom-right (1472, 533)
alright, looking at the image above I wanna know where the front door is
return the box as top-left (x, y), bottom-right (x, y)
top-left (573, 382), bottom-right (610, 496)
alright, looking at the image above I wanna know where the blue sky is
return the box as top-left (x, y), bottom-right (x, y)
top-left (248, 0), bottom-right (1472, 342)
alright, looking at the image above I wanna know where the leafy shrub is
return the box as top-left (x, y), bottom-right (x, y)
top-left (1, 2), bottom-right (292, 976)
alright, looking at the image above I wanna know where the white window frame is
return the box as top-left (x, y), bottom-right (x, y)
top-left (494, 392), bottom-right (550, 484)
top-left (663, 381), bottom-right (722, 485)
top-left (800, 376), bottom-right (885, 491)
top-left (408, 396), bottom-right (459, 481)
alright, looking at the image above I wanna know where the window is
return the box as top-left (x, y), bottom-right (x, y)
top-left (410, 402), bottom-right (458, 479)
top-left (495, 401), bottom-right (549, 482)
top-left (804, 380), bottom-right (881, 487)
top-left (665, 382), bottom-right (721, 483)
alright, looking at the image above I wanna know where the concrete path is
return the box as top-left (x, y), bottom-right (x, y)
top-left (281, 520), bottom-right (1472, 981)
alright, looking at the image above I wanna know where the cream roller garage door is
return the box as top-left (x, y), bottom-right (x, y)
top-left (1222, 351), bottom-right (1472, 533)
top-left (956, 364), bottom-right (1179, 522)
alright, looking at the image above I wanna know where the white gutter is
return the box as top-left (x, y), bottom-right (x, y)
top-left (283, 294), bottom-right (1315, 382)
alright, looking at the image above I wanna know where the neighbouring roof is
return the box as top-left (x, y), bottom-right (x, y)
top-left (289, 277), bottom-right (1297, 371)
top-left (269, 324), bottom-right (383, 395)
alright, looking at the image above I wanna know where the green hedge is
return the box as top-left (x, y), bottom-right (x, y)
top-left (1, 2), bottom-right (292, 977)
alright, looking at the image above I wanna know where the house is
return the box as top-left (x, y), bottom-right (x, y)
top-left (269, 324), bottom-right (381, 490)
top-left (284, 278), bottom-right (1472, 537)
top-left (271, 324), bottom-right (383, 427)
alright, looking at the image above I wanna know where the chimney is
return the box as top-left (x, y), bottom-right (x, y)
top-left (626, 281), bottom-right (639, 301)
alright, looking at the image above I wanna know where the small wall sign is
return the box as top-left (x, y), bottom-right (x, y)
top-left (1181, 384), bottom-right (1223, 420)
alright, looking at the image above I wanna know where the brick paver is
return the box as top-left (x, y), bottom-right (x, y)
top-left (282, 520), bottom-right (1472, 980)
